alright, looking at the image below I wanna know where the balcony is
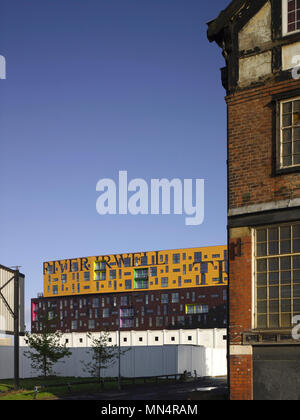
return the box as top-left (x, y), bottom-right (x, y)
top-left (94, 261), bottom-right (106, 271)
top-left (94, 272), bottom-right (106, 281)
top-left (120, 308), bottom-right (134, 318)
top-left (134, 269), bottom-right (149, 280)
top-left (134, 279), bottom-right (149, 290)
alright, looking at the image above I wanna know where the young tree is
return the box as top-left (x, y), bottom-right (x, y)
top-left (81, 331), bottom-right (126, 382)
top-left (24, 320), bottom-right (72, 378)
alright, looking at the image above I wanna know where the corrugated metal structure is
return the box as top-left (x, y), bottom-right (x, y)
top-left (0, 264), bottom-right (25, 335)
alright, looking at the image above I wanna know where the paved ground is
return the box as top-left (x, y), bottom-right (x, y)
top-left (62, 377), bottom-right (228, 400)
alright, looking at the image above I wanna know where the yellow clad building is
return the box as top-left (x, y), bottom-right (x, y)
top-left (43, 245), bottom-right (228, 297)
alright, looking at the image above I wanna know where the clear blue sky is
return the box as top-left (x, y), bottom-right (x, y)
top-left (0, 0), bottom-right (229, 328)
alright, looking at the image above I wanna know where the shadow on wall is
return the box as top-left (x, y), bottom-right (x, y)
top-left (0, 345), bottom-right (227, 379)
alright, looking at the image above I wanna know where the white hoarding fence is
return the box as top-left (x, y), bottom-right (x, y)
top-left (0, 345), bottom-right (227, 380)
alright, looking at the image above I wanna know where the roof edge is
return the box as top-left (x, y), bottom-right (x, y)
top-left (207, 0), bottom-right (249, 42)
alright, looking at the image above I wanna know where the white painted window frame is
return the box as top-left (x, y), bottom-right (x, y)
top-left (282, 0), bottom-right (300, 36)
top-left (280, 96), bottom-right (300, 169)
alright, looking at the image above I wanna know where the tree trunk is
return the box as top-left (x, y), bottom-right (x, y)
top-left (43, 356), bottom-right (47, 378)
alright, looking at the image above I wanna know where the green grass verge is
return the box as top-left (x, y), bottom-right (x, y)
top-left (0, 377), bottom-right (113, 400)
top-left (0, 376), bottom-right (174, 400)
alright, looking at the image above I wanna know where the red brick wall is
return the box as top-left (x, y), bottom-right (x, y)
top-left (229, 232), bottom-right (253, 399)
top-left (229, 234), bottom-right (252, 343)
top-left (227, 78), bottom-right (300, 400)
top-left (227, 78), bottom-right (300, 210)
top-left (230, 355), bottom-right (253, 400)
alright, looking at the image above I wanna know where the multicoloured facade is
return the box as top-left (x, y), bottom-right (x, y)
top-left (31, 246), bottom-right (228, 333)
top-left (42, 246), bottom-right (227, 297)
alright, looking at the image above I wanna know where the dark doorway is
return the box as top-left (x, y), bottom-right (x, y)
top-left (253, 345), bottom-right (300, 400)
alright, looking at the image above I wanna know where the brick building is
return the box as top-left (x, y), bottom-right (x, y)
top-left (208, 0), bottom-right (300, 400)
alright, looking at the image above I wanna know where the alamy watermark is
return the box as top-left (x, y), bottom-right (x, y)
top-left (292, 55), bottom-right (300, 80)
top-left (96, 171), bottom-right (204, 226)
top-left (0, 55), bottom-right (6, 79)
